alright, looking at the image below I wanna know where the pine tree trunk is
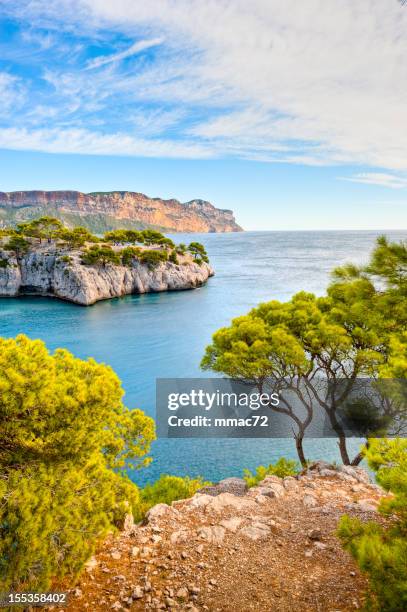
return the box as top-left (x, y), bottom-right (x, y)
top-left (295, 434), bottom-right (308, 467)
top-left (338, 433), bottom-right (351, 465)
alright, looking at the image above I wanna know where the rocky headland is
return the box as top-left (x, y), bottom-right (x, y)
top-left (0, 244), bottom-right (213, 306)
top-left (64, 461), bottom-right (388, 611)
top-left (0, 191), bottom-right (243, 234)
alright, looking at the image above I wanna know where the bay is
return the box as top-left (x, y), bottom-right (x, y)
top-left (1, 230), bottom-right (406, 484)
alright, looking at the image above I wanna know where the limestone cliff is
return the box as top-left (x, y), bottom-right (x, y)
top-left (0, 246), bottom-right (213, 306)
top-left (0, 191), bottom-right (243, 234)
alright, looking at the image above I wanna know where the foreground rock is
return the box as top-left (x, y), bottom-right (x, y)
top-left (0, 246), bottom-right (214, 305)
top-left (63, 463), bottom-right (389, 611)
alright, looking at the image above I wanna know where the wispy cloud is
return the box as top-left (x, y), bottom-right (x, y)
top-left (0, 126), bottom-right (212, 158)
top-left (86, 37), bottom-right (164, 70)
top-left (0, 72), bottom-right (26, 115)
top-left (341, 173), bottom-right (407, 189)
top-left (0, 0), bottom-right (406, 174)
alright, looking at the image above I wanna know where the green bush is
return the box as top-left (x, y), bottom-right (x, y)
top-left (140, 249), bottom-right (168, 267)
top-left (0, 257), bottom-right (8, 268)
top-left (176, 243), bottom-right (187, 255)
top-left (81, 245), bottom-right (120, 266)
top-left (57, 227), bottom-right (99, 248)
top-left (4, 235), bottom-right (30, 256)
top-left (135, 474), bottom-right (210, 522)
top-left (338, 439), bottom-right (407, 611)
top-left (104, 230), bottom-right (144, 245)
top-left (121, 246), bottom-right (142, 266)
top-left (243, 458), bottom-right (300, 487)
top-left (169, 250), bottom-right (179, 264)
top-left (0, 335), bottom-right (155, 592)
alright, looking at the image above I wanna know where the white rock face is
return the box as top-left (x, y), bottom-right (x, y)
top-left (0, 248), bottom-right (214, 305)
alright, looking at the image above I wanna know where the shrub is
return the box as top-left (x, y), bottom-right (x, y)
top-left (140, 249), bottom-right (168, 267)
top-left (58, 227), bottom-right (98, 248)
top-left (104, 230), bottom-right (144, 245)
top-left (157, 237), bottom-right (175, 249)
top-left (338, 439), bottom-right (407, 612)
top-left (134, 475), bottom-right (210, 522)
top-left (59, 255), bottom-right (72, 264)
top-left (4, 235), bottom-right (29, 256)
top-left (81, 245), bottom-right (120, 266)
top-left (121, 246), bottom-right (142, 266)
top-left (0, 257), bottom-right (8, 268)
top-left (0, 229), bottom-right (13, 237)
top-left (0, 335), bottom-right (155, 591)
top-left (169, 250), bottom-right (179, 265)
top-left (243, 458), bottom-right (300, 487)
top-left (176, 243), bottom-right (187, 255)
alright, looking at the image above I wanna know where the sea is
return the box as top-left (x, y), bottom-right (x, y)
top-left (1, 230), bottom-right (406, 484)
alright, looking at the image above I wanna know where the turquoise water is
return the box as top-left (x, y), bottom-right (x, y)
top-left (1, 230), bottom-right (406, 484)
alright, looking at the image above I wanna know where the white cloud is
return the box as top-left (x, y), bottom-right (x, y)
top-left (86, 37), bottom-right (164, 70)
top-left (341, 173), bottom-right (407, 190)
top-left (0, 126), bottom-right (212, 158)
top-left (0, 72), bottom-right (25, 114)
top-left (1, 0), bottom-right (407, 174)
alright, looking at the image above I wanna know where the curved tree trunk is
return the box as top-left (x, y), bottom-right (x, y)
top-left (295, 433), bottom-right (308, 467)
top-left (337, 433), bottom-right (351, 465)
top-left (351, 441), bottom-right (369, 466)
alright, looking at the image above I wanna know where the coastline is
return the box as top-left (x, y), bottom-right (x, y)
top-left (0, 244), bottom-right (214, 306)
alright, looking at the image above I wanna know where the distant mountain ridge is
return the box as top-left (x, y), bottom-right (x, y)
top-left (0, 190), bottom-right (243, 233)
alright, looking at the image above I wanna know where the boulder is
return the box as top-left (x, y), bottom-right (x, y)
top-left (219, 517), bottom-right (243, 533)
top-left (303, 495), bottom-right (318, 508)
top-left (170, 529), bottom-right (189, 544)
top-left (205, 492), bottom-right (257, 513)
top-left (240, 522), bottom-right (271, 541)
top-left (146, 503), bottom-right (179, 522)
top-left (199, 477), bottom-right (248, 497)
top-left (356, 499), bottom-right (377, 513)
top-left (197, 525), bottom-right (226, 544)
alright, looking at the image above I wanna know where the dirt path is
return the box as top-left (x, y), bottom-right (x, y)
top-left (63, 463), bottom-right (385, 611)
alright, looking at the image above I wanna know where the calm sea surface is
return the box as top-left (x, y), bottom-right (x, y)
top-left (1, 230), bottom-right (406, 484)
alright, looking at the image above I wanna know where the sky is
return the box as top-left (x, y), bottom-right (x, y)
top-left (0, 0), bottom-right (406, 230)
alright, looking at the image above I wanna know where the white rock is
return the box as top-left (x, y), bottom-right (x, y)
top-left (303, 495), bottom-right (318, 508)
top-left (205, 492), bottom-right (257, 513)
top-left (176, 587), bottom-right (189, 599)
top-left (283, 477), bottom-right (299, 491)
top-left (170, 529), bottom-right (189, 544)
top-left (239, 523), bottom-right (270, 541)
top-left (186, 494), bottom-right (213, 509)
top-left (259, 475), bottom-right (283, 485)
top-left (319, 469), bottom-right (338, 478)
top-left (356, 499), bottom-right (377, 512)
top-left (197, 525), bottom-right (226, 544)
top-left (146, 503), bottom-right (178, 522)
top-left (132, 586), bottom-right (144, 599)
top-left (219, 517), bottom-right (242, 533)
top-left (84, 556), bottom-right (98, 572)
top-left (110, 551), bottom-right (121, 560)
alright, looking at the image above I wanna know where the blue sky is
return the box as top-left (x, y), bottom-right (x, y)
top-left (0, 0), bottom-right (406, 230)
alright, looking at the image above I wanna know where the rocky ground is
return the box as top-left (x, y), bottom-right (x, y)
top-left (61, 462), bottom-right (387, 612)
